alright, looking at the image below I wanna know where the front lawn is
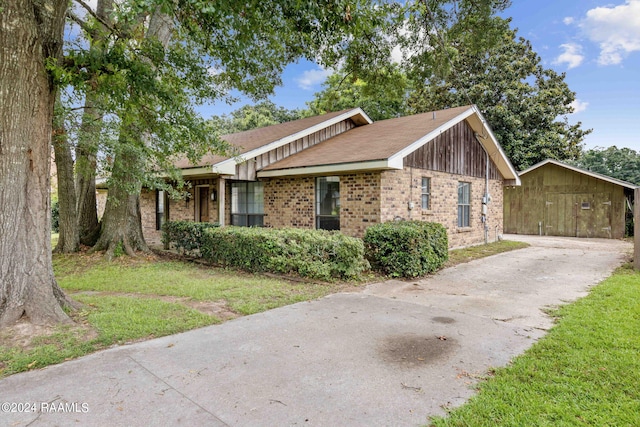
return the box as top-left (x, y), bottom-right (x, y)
top-left (430, 263), bottom-right (640, 426)
top-left (0, 252), bottom-right (356, 378)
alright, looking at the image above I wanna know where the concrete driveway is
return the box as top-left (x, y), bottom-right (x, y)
top-left (0, 235), bottom-right (630, 426)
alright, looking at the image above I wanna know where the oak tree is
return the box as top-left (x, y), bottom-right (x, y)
top-left (0, 0), bottom-right (78, 326)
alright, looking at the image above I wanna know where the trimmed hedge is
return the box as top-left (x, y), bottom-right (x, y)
top-left (363, 220), bottom-right (448, 278)
top-left (200, 227), bottom-right (369, 281)
top-left (162, 221), bottom-right (220, 256)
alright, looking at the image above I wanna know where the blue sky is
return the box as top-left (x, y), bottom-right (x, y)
top-left (201, 0), bottom-right (640, 152)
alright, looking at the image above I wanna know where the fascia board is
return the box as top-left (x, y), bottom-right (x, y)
top-left (257, 160), bottom-right (397, 178)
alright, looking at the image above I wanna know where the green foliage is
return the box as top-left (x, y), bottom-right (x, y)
top-left (363, 221), bottom-right (448, 278)
top-left (210, 101), bottom-right (304, 134)
top-left (51, 200), bottom-right (60, 233)
top-left (407, 27), bottom-right (591, 170)
top-left (200, 227), bottom-right (369, 281)
top-left (306, 65), bottom-right (409, 121)
top-left (162, 220), bottom-right (220, 256)
top-left (571, 145), bottom-right (640, 185)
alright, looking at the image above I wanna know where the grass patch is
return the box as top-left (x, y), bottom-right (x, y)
top-left (0, 253), bottom-right (356, 378)
top-left (430, 264), bottom-right (640, 426)
top-left (446, 240), bottom-right (529, 267)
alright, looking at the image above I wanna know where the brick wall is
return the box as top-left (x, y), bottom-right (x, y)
top-left (136, 168), bottom-right (504, 249)
top-left (263, 176), bottom-right (315, 229)
top-left (140, 189), bottom-right (161, 245)
top-left (339, 172), bottom-right (381, 237)
top-left (380, 167), bottom-right (504, 248)
top-left (96, 189), bottom-right (107, 219)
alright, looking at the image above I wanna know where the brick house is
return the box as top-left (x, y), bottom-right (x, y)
top-left (132, 105), bottom-right (519, 248)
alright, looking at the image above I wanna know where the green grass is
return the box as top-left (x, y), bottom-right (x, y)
top-left (430, 264), bottom-right (640, 427)
top-left (446, 240), bottom-right (529, 267)
top-left (0, 254), bottom-right (353, 378)
top-left (57, 258), bottom-right (342, 314)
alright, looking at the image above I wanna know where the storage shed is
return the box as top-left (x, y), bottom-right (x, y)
top-left (504, 159), bottom-right (636, 239)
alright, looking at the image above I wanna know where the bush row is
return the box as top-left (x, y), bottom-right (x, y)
top-left (200, 226), bottom-right (368, 281)
top-left (162, 220), bottom-right (448, 280)
top-left (363, 220), bottom-right (448, 278)
top-left (162, 221), bottom-right (220, 256)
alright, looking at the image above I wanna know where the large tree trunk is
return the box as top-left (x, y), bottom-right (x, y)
top-left (75, 93), bottom-right (102, 246)
top-left (53, 101), bottom-right (80, 253)
top-left (91, 149), bottom-right (149, 260)
top-left (92, 8), bottom-right (173, 259)
top-left (75, 0), bottom-right (113, 246)
top-left (0, 0), bottom-right (75, 327)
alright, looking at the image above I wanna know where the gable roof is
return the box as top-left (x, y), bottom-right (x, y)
top-left (258, 105), bottom-right (520, 184)
top-left (176, 108), bottom-right (372, 175)
top-left (519, 159), bottom-right (638, 190)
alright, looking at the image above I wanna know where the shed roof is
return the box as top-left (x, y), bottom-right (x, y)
top-left (519, 159), bottom-right (638, 190)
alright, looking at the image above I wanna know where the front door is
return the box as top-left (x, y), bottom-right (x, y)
top-left (199, 186), bottom-right (209, 222)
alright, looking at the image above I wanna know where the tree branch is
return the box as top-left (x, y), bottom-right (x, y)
top-left (67, 10), bottom-right (94, 37)
top-left (72, 0), bottom-right (118, 35)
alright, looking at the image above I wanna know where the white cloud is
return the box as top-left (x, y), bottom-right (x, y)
top-left (581, 0), bottom-right (640, 65)
top-left (296, 67), bottom-right (332, 90)
top-left (554, 43), bottom-right (585, 69)
top-left (563, 17), bottom-right (575, 25)
top-left (570, 99), bottom-right (589, 114)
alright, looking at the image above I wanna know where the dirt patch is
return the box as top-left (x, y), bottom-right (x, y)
top-left (0, 317), bottom-right (98, 352)
top-left (432, 316), bottom-right (456, 324)
top-left (379, 334), bottom-right (456, 368)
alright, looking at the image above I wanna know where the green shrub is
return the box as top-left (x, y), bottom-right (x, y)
top-left (201, 227), bottom-right (369, 281)
top-left (51, 200), bottom-right (59, 233)
top-left (162, 221), bottom-right (220, 256)
top-left (363, 220), bottom-right (448, 278)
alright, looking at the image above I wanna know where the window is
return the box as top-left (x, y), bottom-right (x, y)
top-left (421, 177), bottom-right (431, 209)
top-left (457, 182), bottom-right (470, 227)
top-left (231, 181), bottom-right (264, 226)
top-left (316, 176), bottom-right (340, 230)
top-left (156, 190), bottom-right (169, 230)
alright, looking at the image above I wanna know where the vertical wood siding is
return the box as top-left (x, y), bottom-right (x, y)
top-left (504, 163), bottom-right (629, 238)
top-left (403, 121), bottom-right (500, 180)
top-left (233, 119), bottom-right (356, 180)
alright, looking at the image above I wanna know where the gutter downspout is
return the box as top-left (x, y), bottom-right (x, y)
top-left (475, 132), bottom-right (490, 244)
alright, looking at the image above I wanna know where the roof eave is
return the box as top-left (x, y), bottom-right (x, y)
top-left (257, 159), bottom-right (398, 178)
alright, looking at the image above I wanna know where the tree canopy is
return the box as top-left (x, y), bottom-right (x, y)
top-left (210, 101), bottom-right (303, 135)
top-left (407, 26), bottom-right (591, 170)
top-left (305, 65), bottom-right (409, 121)
top-left (571, 146), bottom-right (640, 185)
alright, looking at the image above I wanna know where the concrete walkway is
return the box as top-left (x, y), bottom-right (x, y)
top-left (0, 235), bottom-right (630, 426)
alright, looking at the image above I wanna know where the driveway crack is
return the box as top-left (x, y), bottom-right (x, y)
top-left (127, 356), bottom-right (231, 427)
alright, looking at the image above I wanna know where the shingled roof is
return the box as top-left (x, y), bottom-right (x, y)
top-left (176, 105), bottom-right (519, 184)
top-left (175, 108), bottom-right (371, 171)
top-left (258, 105), bottom-right (519, 183)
